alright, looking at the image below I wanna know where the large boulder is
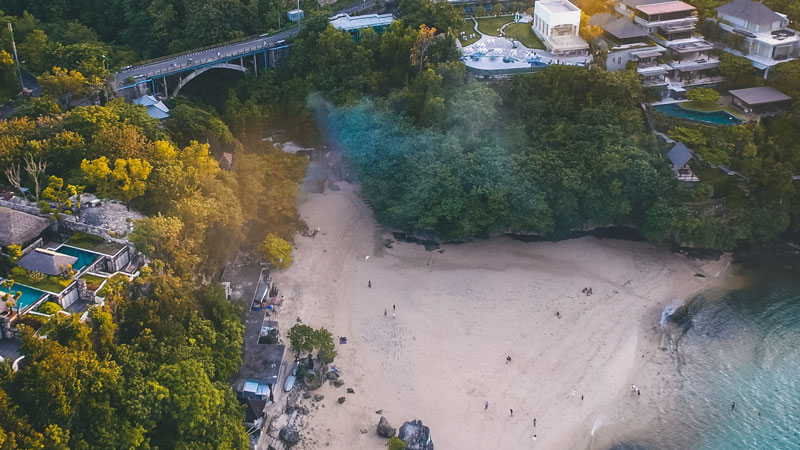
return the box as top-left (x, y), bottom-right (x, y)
top-left (376, 416), bottom-right (396, 438)
top-left (279, 426), bottom-right (301, 445)
top-left (398, 420), bottom-right (434, 450)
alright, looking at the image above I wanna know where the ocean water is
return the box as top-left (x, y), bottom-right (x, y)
top-left (606, 256), bottom-right (800, 450)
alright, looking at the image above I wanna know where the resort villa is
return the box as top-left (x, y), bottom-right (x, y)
top-left (713, 0), bottom-right (800, 75)
top-left (532, 0), bottom-right (589, 56)
top-left (591, 13), bottom-right (671, 85)
top-left (604, 0), bottom-right (721, 93)
top-left (0, 204), bottom-right (139, 341)
top-left (329, 13), bottom-right (394, 39)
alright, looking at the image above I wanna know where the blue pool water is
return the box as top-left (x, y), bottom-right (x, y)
top-left (654, 103), bottom-right (743, 125)
top-left (55, 245), bottom-right (99, 271)
top-left (1, 282), bottom-right (48, 312)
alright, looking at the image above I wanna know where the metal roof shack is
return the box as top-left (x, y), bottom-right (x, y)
top-left (133, 95), bottom-right (170, 119)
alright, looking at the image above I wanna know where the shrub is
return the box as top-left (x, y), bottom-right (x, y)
top-left (686, 88), bottom-right (720, 105)
top-left (38, 301), bottom-right (63, 315)
top-left (6, 244), bottom-right (22, 262)
top-left (11, 266), bottom-right (27, 278)
top-left (387, 437), bottom-right (408, 450)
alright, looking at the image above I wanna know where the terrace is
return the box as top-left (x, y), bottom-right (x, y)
top-left (66, 231), bottom-right (125, 256)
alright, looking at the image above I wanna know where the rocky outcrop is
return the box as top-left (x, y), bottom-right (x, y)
top-left (399, 420), bottom-right (434, 450)
top-left (376, 416), bottom-right (396, 438)
top-left (279, 426), bottom-right (301, 445)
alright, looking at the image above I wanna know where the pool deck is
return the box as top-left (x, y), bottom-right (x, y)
top-left (461, 20), bottom-right (589, 74)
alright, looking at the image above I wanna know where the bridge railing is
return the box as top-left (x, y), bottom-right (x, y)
top-left (121, 23), bottom-right (300, 73)
top-left (119, 0), bottom-right (376, 74)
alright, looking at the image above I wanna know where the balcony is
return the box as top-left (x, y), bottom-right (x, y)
top-left (669, 57), bottom-right (720, 72)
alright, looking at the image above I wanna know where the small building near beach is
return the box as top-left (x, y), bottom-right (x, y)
top-left (667, 142), bottom-right (699, 183)
top-left (532, 0), bottom-right (589, 56)
top-left (728, 86), bottom-right (792, 116)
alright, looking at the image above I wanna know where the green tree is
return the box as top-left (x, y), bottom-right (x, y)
top-left (38, 66), bottom-right (89, 109)
top-left (287, 324), bottom-right (316, 358)
top-left (258, 233), bottom-right (293, 269)
top-left (686, 87), bottom-right (720, 105)
top-left (40, 175), bottom-right (84, 216)
top-left (129, 215), bottom-right (200, 278)
top-left (81, 156), bottom-right (153, 206)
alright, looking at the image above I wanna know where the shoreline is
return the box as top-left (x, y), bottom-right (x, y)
top-left (271, 184), bottom-right (737, 450)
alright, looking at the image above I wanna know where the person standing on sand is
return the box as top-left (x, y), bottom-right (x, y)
top-left (510, 409), bottom-right (514, 417)
top-left (384, 308), bottom-right (387, 317)
top-left (393, 304), bottom-right (396, 312)
top-left (731, 401), bottom-right (735, 411)
top-left (533, 418), bottom-right (536, 427)
top-left (637, 389), bottom-right (640, 396)
top-left (368, 280), bottom-right (371, 288)
top-left (485, 401), bottom-right (489, 410)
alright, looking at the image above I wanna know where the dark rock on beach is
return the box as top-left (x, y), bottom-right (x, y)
top-left (399, 420), bottom-right (434, 450)
top-left (376, 416), bottom-right (396, 438)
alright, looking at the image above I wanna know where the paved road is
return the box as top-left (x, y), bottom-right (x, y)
top-left (115, 0), bottom-right (376, 86)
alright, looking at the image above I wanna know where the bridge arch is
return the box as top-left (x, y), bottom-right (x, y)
top-left (172, 63), bottom-right (248, 97)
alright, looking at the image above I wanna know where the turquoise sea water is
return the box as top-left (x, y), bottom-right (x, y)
top-left (609, 257), bottom-right (800, 450)
top-left (653, 104), bottom-right (743, 126)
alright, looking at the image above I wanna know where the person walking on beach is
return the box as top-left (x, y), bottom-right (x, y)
top-left (393, 304), bottom-right (396, 312)
top-left (533, 418), bottom-right (536, 427)
top-left (485, 401), bottom-right (489, 410)
top-left (384, 308), bottom-right (387, 317)
top-left (637, 389), bottom-right (641, 396)
top-left (731, 401), bottom-right (735, 411)
top-left (368, 280), bottom-right (371, 288)
top-left (510, 409), bottom-right (514, 417)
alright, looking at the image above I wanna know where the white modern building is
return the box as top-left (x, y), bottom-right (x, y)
top-left (329, 13), bottom-right (394, 38)
top-left (532, 0), bottom-right (589, 56)
top-left (714, 0), bottom-right (800, 73)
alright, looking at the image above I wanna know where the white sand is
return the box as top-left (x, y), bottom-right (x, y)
top-left (272, 184), bottom-right (732, 449)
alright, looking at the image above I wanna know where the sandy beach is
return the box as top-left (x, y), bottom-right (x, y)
top-left (271, 183), bottom-right (733, 450)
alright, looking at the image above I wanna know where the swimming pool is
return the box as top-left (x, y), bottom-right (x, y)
top-left (55, 245), bottom-right (100, 271)
top-left (653, 103), bottom-right (743, 125)
top-left (1, 282), bottom-right (48, 313)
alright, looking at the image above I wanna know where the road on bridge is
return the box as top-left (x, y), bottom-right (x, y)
top-left (115, 0), bottom-right (377, 86)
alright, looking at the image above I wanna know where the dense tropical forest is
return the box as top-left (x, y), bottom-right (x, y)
top-left (2, 0), bottom-right (800, 446)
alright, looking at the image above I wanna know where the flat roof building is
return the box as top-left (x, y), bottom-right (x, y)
top-left (330, 13), bottom-right (394, 38)
top-left (532, 0), bottom-right (589, 56)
